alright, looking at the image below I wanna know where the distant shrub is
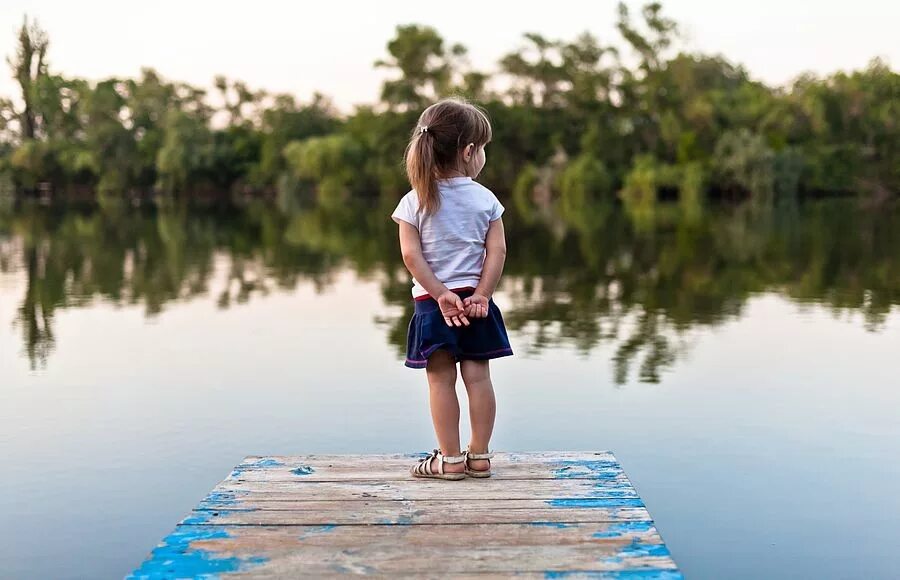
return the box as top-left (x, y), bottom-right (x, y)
top-left (773, 147), bottom-right (804, 199)
top-left (679, 162), bottom-right (705, 221)
top-left (557, 154), bottom-right (613, 221)
top-left (283, 134), bottom-right (364, 206)
top-left (619, 155), bottom-right (660, 231)
top-left (619, 154), bottom-right (659, 204)
top-left (512, 163), bottom-right (539, 224)
top-left (711, 129), bottom-right (775, 202)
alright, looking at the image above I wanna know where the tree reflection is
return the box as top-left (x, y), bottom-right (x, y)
top-left (0, 198), bottom-right (897, 382)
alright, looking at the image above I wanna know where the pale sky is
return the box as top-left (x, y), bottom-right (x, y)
top-left (1, 0), bottom-right (897, 112)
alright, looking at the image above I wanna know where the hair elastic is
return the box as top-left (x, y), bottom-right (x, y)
top-left (419, 125), bottom-right (429, 134)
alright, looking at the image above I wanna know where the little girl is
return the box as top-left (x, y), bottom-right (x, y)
top-left (391, 98), bottom-right (513, 481)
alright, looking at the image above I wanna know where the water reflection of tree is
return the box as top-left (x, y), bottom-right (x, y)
top-left (0, 199), bottom-right (897, 381)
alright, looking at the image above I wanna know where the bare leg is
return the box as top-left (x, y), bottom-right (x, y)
top-left (424, 349), bottom-right (464, 474)
top-left (460, 359), bottom-right (496, 470)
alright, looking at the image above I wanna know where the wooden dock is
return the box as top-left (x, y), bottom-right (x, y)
top-left (129, 451), bottom-right (681, 578)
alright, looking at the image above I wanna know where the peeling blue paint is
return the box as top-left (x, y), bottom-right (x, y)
top-left (251, 458), bottom-right (284, 467)
top-left (299, 524), bottom-right (337, 538)
top-left (592, 482), bottom-right (635, 492)
top-left (592, 521), bottom-right (655, 538)
top-left (180, 512), bottom-right (212, 526)
top-left (199, 490), bottom-right (248, 508)
top-left (128, 526), bottom-right (268, 579)
top-left (529, 522), bottom-right (576, 528)
top-left (601, 538), bottom-right (672, 565)
top-left (193, 507), bottom-right (257, 515)
top-left (544, 571), bottom-right (682, 579)
top-left (376, 513), bottom-right (414, 525)
top-left (594, 489), bottom-right (639, 498)
top-left (617, 539), bottom-right (671, 559)
top-left (546, 498), bottom-right (645, 508)
top-left (403, 451), bottom-right (429, 459)
top-left (228, 457), bottom-right (285, 479)
top-left (552, 460), bottom-right (623, 480)
top-left (291, 465), bottom-right (315, 476)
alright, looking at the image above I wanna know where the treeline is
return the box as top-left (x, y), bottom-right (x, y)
top-left (0, 3), bottom-right (897, 209)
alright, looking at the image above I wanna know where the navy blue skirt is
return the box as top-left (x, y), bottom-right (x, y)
top-left (405, 288), bottom-right (514, 369)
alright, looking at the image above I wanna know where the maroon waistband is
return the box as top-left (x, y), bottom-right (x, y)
top-left (414, 286), bottom-right (477, 302)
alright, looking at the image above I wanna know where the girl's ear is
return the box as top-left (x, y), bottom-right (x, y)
top-left (464, 143), bottom-right (475, 162)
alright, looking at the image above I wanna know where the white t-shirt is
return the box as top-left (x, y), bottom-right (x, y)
top-left (391, 176), bottom-right (505, 299)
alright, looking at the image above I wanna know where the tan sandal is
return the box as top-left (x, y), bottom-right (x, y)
top-left (464, 447), bottom-right (494, 478)
top-left (410, 448), bottom-right (467, 480)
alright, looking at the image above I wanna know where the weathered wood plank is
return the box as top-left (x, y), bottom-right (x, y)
top-left (131, 523), bottom-right (678, 577)
top-left (201, 479), bottom-right (640, 504)
top-left (184, 505), bottom-right (652, 526)
top-left (218, 475), bottom-right (635, 495)
top-left (196, 497), bottom-right (644, 512)
top-left (199, 521), bottom-right (666, 548)
top-left (228, 452), bottom-right (624, 482)
top-left (224, 544), bottom-right (676, 574)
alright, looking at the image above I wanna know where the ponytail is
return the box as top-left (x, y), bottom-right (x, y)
top-left (405, 129), bottom-right (440, 214)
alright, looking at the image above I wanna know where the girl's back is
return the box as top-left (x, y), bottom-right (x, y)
top-left (392, 175), bottom-right (504, 299)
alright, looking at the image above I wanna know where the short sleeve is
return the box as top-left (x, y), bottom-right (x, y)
top-left (489, 195), bottom-right (505, 222)
top-left (391, 193), bottom-right (418, 228)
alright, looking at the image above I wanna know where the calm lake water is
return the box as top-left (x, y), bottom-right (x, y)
top-left (1, 198), bottom-right (899, 579)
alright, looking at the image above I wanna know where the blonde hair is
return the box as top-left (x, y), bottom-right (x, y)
top-left (404, 97), bottom-right (492, 215)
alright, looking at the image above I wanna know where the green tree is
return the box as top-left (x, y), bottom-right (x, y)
top-left (156, 108), bottom-right (213, 194)
top-left (8, 16), bottom-right (49, 140)
top-left (283, 134), bottom-right (364, 205)
top-left (711, 129), bottom-right (775, 203)
top-left (375, 25), bottom-right (460, 111)
top-left (500, 33), bottom-right (567, 107)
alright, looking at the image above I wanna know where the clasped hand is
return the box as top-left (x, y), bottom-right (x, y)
top-left (437, 291), bottom-right (490, 327)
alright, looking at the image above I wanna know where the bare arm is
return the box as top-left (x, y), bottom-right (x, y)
top-left (395, 220), bottom-right (450, 298)
top-left (394, 219), bottom-right (469, 326)
top-left (474, 217), bottom-right (507, 299)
